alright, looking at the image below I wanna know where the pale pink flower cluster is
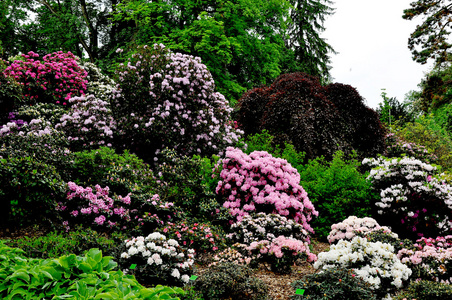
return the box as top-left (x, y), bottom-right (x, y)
top-left (57, 94), bottom-right (116, 149)
top-left (328, 216), bottom-right (396, 244)
top-left (398, 235), bottom-right (452, 283)
top-left (111, 44), bottom-right (243, 161)
top-left (209, 243), bottom-right (253, 267)
top-left (216, 147), bottom-right (318, 234)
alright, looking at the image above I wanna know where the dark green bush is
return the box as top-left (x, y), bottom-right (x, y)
top-left (194, 262), bottom-right (268, 300)
top-left (299, 151), bottom-right (376, 241)
top-left (394, 280), bottom-right (452, 300)
top-left (5, 226), bottom-right (128, 259)
top-left (291, 268), bottom-right (376, 300)
top-left (0, 156), bottom-right (66, 227)
top-left (356, 229), bottom-right (414, 253)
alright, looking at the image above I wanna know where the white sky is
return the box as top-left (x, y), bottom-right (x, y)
top-left (322, 0), bottom-right (434, 109)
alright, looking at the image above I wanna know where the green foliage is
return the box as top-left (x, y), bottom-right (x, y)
top-left (194, 262), bottom-right (268, 300)
top-left (403, 1), bottom-right (452, 66)
top-left (0, 60), bottom-right (21, 122)
top-left (155, 149), bottom-right (229, 225)
top-left (291, 267), bottom-right (376, 300)
top-left (15, 103), bottom-right (67, 126)
top-left (0, 156), bottom-right (66, 227)
top-left (394, 280), bottom-right (452, 300)
top-left (299, 151), bottom-right (375, 241)
top-left (0, 242), bottom-right (185, 299)
top-left (356, 229), bottom-right (414, 254)
top-left (394, 114), bottom-right (452, 172)
top-left (377, 89), bottom-right (415, 126)
top-left (71, 146), bottom-right (156, 195)
top-left (243, 130), bottom-right (306, 169)
top-left (5, 226), bottom-right (128, 259)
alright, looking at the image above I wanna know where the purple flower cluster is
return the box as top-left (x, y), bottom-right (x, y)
top-left (384, 133), bottom-right (438, 164)
top-left (2, 51), bottom-right (88, 104)
top-left (57, 182), bottom-right (133, 231)
top-left (110, 44), bottom-right (242, 161)
top-left (216, 147), bottom-right (318, 234)
top-left (56, 94), bottom-right (116, 150)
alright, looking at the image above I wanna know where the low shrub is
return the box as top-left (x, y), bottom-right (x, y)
top-left (384, 132), bottom-right (438, 164)
top-left (397, 236), bottom-right (452, 283)
top-left (0, 156), bottom-right (66, 227)
top-left (5, 226), bottom-right (127, 259)
top-left (216, 147), bottom-right (318, 234)
top-left (15, 103), bottom-right (67, 126)
top-left (291, 267), bottom-right (377, 300)
top-left (314, 236), bottom-right (412, 299)
top-left (228, 212), bottom-right (310, 244)
top-left (393, 280), bottom-right (452, 300)
top-left (299, 151), bottom-right (375, 241)
top-left (119, 232), bottom-right (195, 286)
top-left (247, 236), bottom-right (317, 274)
top-left (159, 221), bottom-right (226, 253)
top-left (209, 243), bottom-right (254, 267)
top-left (327, 216), bottom-right (396, 244)
top-left (194, 262), bottom-right (268, 300)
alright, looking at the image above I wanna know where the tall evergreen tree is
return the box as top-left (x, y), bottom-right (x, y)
top-left (286, 0), bottom-right (336, 82)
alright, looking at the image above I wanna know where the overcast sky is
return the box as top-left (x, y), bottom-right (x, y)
top-left (322, 0), bottom-right (434, 109)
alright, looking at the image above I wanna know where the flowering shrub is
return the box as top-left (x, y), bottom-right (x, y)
top-left (397, 235), bottom-right (452, 283)
top-left (385, 133), bottom-right (438, 164)
top-left (57, 182), bottom-right (133, 231)
top-left (2, 51), bottom-right (87, 105)
top-left (0, 118), bottom-right (72, 171)
top-left (314, 236), bottom-right (412, 298)
top-left (159, 221), bottom-right (225, 253)
top-left (216, 147), bottom-right (318, 234)
top-left (56, 94), bottom-right (116, 150)
top-left (394, 280), bottom-right (452, 300)
top-left (291, 267), bottom-right (377, 300)
top-left (227, 212), bottom-right (310, 245)
top-left (209, 243), bottom-right (254, 267)
top-left (79, 61), bottom-right (115, 101)
top-left (247, 236), bottom-right (317, 274)
top-left (119, 232), bottom-right (195, 286)
top-left (110, 44), bottom-right (242, 163)
top-left (363, 156), bottom-right (452, 239)
top-left (15, 103), bottom-right (67, 126)
top-left (327, 216), bottom-right (396, 244)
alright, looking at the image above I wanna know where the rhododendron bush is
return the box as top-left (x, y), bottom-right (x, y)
top-left (110, 44), bottom-right (242, 162)
top-left (398, 235), bottom-right (452, 283)
top-left (363, 156), bottom-right (452, 239)
top-left (56, 94), bottom-right (116, 150)
top-left (216, 147), bottom-right (318, 234)
top-left (328, 216), bottom-right (396, 244)
top-left (314, 236), bottom-right (412, 298)
top-left (2, 51), bottom-right (87, 105)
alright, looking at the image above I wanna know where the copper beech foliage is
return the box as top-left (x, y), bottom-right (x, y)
top-left (237, 72), bottom-right (385, 161)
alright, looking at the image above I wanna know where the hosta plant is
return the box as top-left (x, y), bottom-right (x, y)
top-left (314, 236), bottom-right (412, 299)
top-left (216, 147), bottom-right (318, 234)
top-left (119, 232), bottom-right (195, 286)
top-left (327, 216), bottom-right (396, 244)
top-left (363, 156), bottom-right (452, 239)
